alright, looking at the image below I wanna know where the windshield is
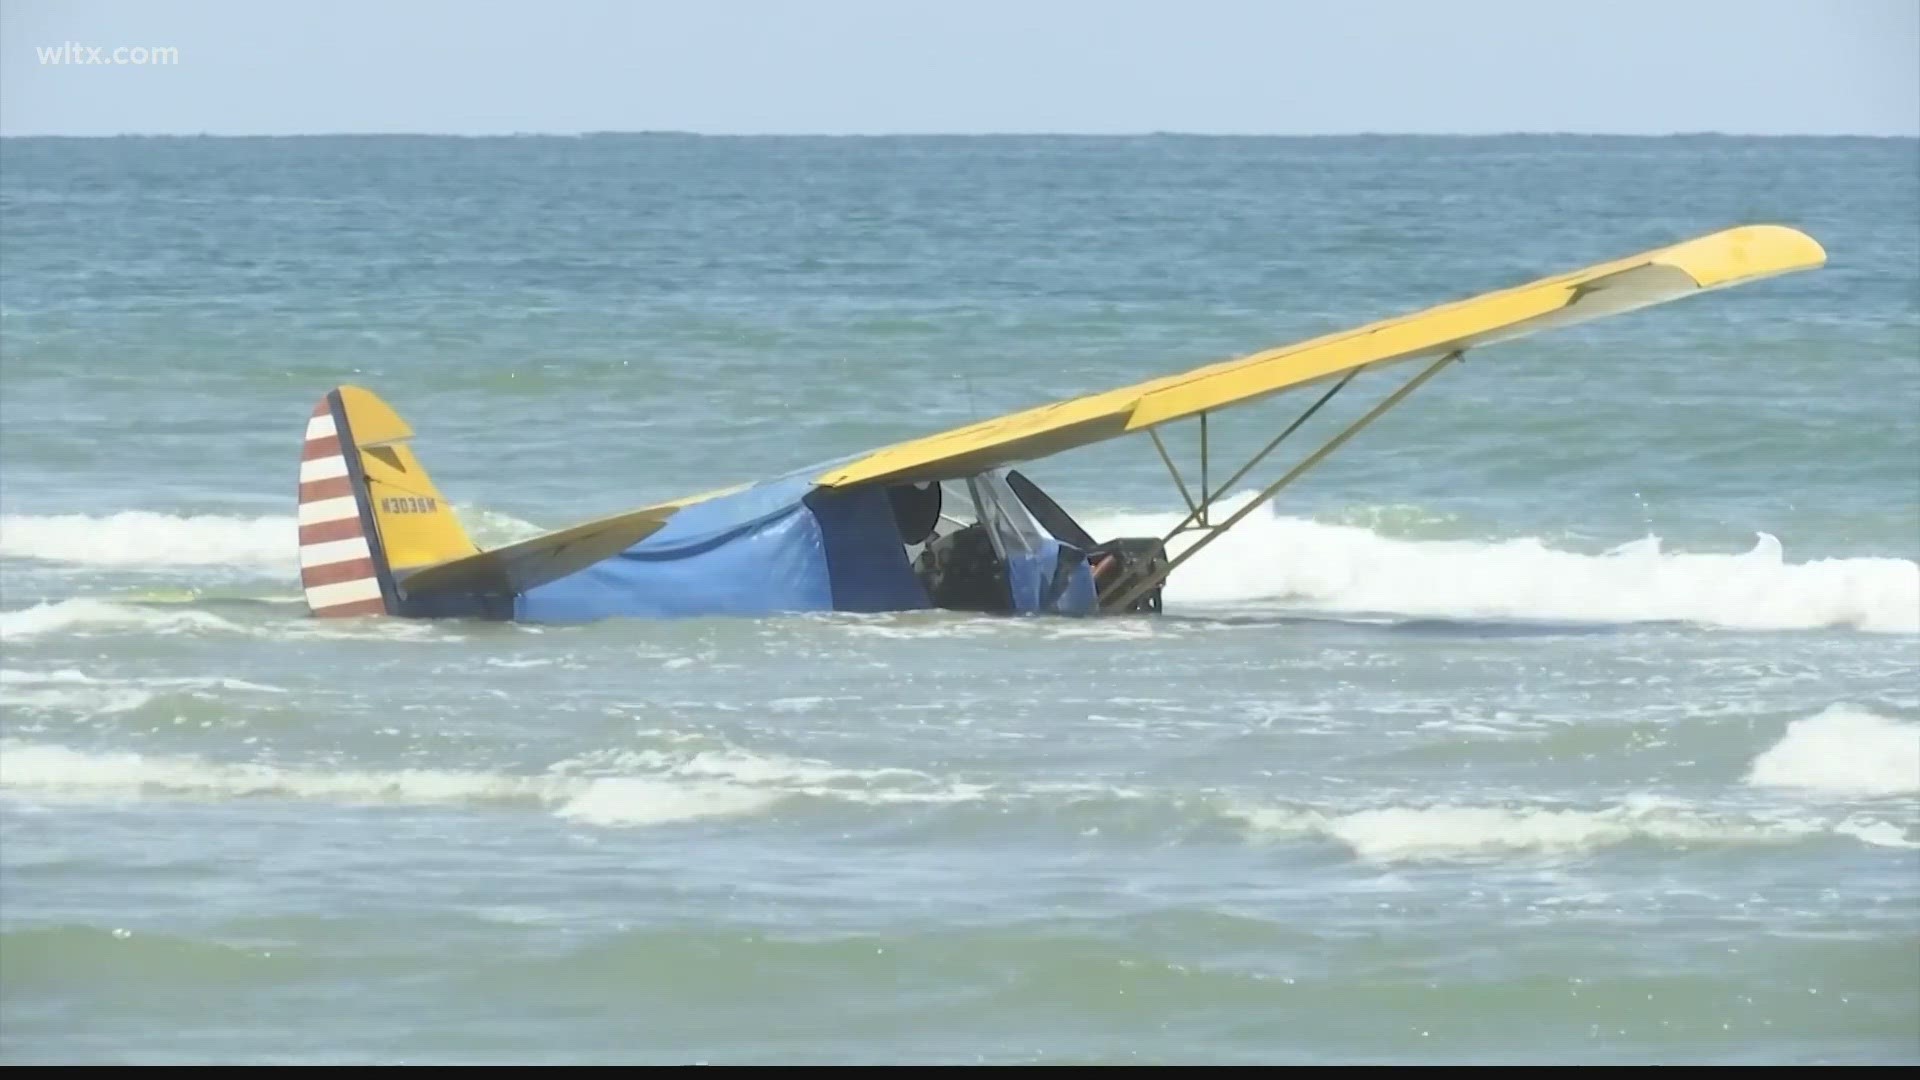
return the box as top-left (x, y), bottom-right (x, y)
top-left (965, 469), bottom-right (1050, 561)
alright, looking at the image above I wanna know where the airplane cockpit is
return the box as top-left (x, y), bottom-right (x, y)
top-left (889, 468), bottom-right (1167, 617)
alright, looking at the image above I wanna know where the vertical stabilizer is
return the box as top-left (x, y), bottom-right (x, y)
top-left (296, 387), bottom-right (479, 617)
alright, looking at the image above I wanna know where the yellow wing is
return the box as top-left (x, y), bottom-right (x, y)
top-left (327, 223), bottom-right (1823, 612)
top-left (813, 224), bottom-right (1826, 490)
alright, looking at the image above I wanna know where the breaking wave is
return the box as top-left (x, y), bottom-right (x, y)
top-left (8, 733), bottom-right (1911, 859)
top-left (0, 511), bottom-right (293, 569)
top-left (0, 667), bottom-right (288, 718)
top-left (1746, 704), bottom-right (1920, 799)
top-left (0, 598), bottom-right (245, 641)
top-left (0, 740), bottom-right (984, 828)
top-left (0, 597), bottom-right (460, 645)
top-left (1228, 793), bottom-right (1911, 863)
top-left (1085, 496), bottom-right (1919, 634)
top-left (3, 501), bottom-right (1911, 635)
top-left (0, 508), bottom-right (543, 572)
top-left (0, 741), bottom-right (778, 827)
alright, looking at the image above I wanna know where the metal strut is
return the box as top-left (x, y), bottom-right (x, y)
top-left (1101, 349), bottom-right (1464, 614)
top-left (1148, 428), bottom-right (1199, 518)
top-left (1199, 412), bottom-right (1210, 527)
top-left (1156, 364), bottom-right (1364, 543)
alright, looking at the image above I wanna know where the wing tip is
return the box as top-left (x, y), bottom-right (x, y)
top-left (1656, 223), bottom-right (1827, 290)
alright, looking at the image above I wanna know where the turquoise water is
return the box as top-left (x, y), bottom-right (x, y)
top-left (1, 135), bottom-right (1916, 1064)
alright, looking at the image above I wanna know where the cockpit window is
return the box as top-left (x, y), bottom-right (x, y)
top-left (966, 469), bottom-right (1050, 561)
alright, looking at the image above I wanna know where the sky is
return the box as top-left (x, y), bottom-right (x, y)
top-left (2, 0), bottom-right (1916, 137)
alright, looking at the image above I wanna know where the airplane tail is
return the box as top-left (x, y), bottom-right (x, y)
top-left (297, 386), bottom-right (480, 617)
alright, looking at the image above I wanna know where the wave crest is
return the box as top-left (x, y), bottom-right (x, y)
top-left (1746, 704), bottom-right (1920, 798)
top-left (1, 511), bottom-right (293, 569)
top-left (0, 508), bottom-right (545, 572)
top-left (1085, 498), bottom-right (1918, 634)
top-left (4, 502), bottom-right (1912, 635)
top-left (1227, 794), bottom-right (1910, 863)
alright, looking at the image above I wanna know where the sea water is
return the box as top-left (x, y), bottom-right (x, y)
top-left (1, 134), bottom-right (1915, 1064)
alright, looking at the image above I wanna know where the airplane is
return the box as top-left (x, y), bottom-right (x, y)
top-left (294, 224), bottom-right (1826, 623)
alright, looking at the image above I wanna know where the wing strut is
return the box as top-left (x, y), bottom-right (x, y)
top-left (1199, 412), bottom-right (1209, 528)
top-left (1148, 428), bottom-right (1201, 518)
top-left (1154, 362), bottom-right (1366, 544)
top-left (1100, 349), bottom-right (1464, 614)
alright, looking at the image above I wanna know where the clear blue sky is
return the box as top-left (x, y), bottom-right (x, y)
top-left (3, 0), bottom-right (1915, 137)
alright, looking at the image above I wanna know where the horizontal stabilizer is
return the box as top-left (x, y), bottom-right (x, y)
top-left (396, 505), bottom-right (679, 600)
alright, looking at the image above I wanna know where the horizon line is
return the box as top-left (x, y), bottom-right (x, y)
top-left (3, 128), bottom-right (1916, 140)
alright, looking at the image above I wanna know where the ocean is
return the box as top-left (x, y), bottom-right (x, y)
top-left (0, 134), bottom-right (1915, 1064)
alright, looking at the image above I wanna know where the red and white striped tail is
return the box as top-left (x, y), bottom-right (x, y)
top-left (297, 396), bottom-right (389, 617)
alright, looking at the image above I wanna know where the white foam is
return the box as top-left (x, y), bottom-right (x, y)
top-left (0, 738), bottom-right (978, 825)
top-left (0, 512), bottom-right (295, 569)
top-left (554, 778), bottom-right (781, 826)
top-left (0, 685), bottom-right (154, 715)
top-left (1230, 795), bottom-right (1819, 863)
top-left (11, 500), bottom-right (1903, 634)
top-left (1084, 496), bottom-right (1919, 634)
top-left (0, 668), bottom-right (94, 684)
top-left (461, 508), bottom-right (548, 548)
top-left (0, 599), bottom-right (243, 642)
top-left (0, 508), bottom-right (546, 572)
top-left (0, 597), bottom-right (464, 645)
top-left (1746, 704), bottom-right (1920, 798)
top-left (549, 746), bottom-right (975, 805)
top-left (660, 748), bottom-right (929, 788)
top-left (0, 741), bottom-right (773, 827)
top-left (1836, 818), bottom-right (1919, 849)
top-left (0, 667), bottom-right (285, 698)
